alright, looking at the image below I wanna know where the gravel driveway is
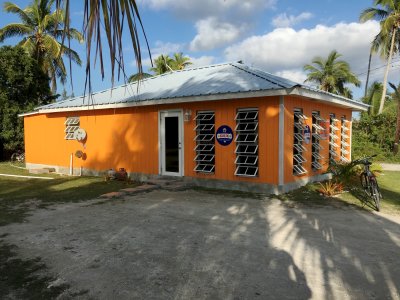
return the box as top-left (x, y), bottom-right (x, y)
top-left (1, 189), bottom-right (399, 299)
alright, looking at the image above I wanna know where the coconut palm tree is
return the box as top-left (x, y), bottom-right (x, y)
top-left (150, 55), bottom-right (175, 75)
top-left (363, 81), bottom-right (384, 115)
top-left (171, 52), bottom-right (192, 70)
top-left (0, 0), bottom-right (84, 92)
top-left (360, 0), bottom-right (400, 114)
top-left (303, 50), bottom-right (361, 98)
top-left (389, 82), bottom-right (400, 154)
top-left (52, 0), bottom-right (151, 92)
top-left (128, 72), bottom-right (152, 83)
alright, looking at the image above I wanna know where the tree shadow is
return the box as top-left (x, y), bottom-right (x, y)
top-left (271, 198), bottom-right (400, 299)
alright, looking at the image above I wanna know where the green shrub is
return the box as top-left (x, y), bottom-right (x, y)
top-left (352, 109), bottom-right (400, 163)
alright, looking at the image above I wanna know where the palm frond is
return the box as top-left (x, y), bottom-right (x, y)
top-left (3, 2), bottom-right (33, 26)
top-left (0, 23), bottom-right (32, 42)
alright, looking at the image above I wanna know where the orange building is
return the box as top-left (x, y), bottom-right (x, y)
top-left (22, 63), bottom-right (368, 193)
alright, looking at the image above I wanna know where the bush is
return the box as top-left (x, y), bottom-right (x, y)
top-left (352, 109), bottom-right (400, 163)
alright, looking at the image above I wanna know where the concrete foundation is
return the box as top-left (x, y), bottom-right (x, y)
top-left (25, 163), bottom-right (332, 195)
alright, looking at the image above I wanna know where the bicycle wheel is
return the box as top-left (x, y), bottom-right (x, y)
top-left (10, 152), bottom-right (18, 163)
top-left (360, 174), bottom-right (369, 193)
top-left (370, 179), bottom-right (381, 211)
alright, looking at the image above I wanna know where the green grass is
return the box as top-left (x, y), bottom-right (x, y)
top-left (338, 171), bottom-right (400, 214)
top-left (278, 171), bottom-right (400, 215)
top-left (0, 162), bottom-right (137, 226)
top-left (0, 161), bottom-right (54, 177)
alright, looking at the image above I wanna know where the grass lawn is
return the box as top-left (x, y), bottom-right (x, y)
top-left (278, 171), bottom-right (400, 215)
top-left (0, 162), bottom-right (137, 226)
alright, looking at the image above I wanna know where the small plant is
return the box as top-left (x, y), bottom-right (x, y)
top-left (370, 163), bottom-right (383, 177)
top-left (327, 159), bottom-right (358, 184)
top-left (318, 180), bottom-right (343, 197)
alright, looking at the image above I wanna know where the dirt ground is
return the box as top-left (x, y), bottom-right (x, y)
top-left (1, 189), bottom-right (400, 299)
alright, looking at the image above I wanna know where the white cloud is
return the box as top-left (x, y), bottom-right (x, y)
top-left (151, 41), bottom-right (183, 56)
top-left (130, 41), bottom-right (183, 68)
top-left (188, 56), bottom-right (216, 68)
top-left (225, 21), bottom-right (381, 89)
top-left (274, 69), bottom-right (308, 84)
top-left (272, 12), bottom-right (313, 28)
top-left (189, 18), bottom-right (244, 51)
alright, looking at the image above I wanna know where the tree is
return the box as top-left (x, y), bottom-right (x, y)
top-left (171, 52), bottom-right (192, 70)
top-left (389, 82), bottom-right (400, 154)
top-left (363, 81), bottom-right (383, 116)
top-left (150, 55), bottom-right (175, 75)
top-left (0, 46), bottom-right (55, 157)
top-left (303, 50), bottom-right (361, 98)
top-left (128, 72), bottom-right (152, 83)
top-left (0, 0), bottom-right (84, 92)
top-left (360, 0), bottom-right (400, 114)
top-left (52, 0), bottom-right (151, 93)
top-left (148, 53), bottom-right (192, 75)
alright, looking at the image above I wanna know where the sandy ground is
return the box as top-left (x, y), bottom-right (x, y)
top-left (1, 189), bottom-right (400, 299)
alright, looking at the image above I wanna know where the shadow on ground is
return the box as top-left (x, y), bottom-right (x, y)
top-left (0, 189), bottom-right (399, 299)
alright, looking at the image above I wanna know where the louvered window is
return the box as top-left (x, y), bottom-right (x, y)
top-left (194, 111), bottom-right (215, 173)
top-left (65, 117), bottom-right (80, 140)
top-left (312, 111), bottom-right (325, 171)
top-left (340, 117), bottom-right (350, 162)
top-left (293, 109), bottom-right (307, 176)
top-left (234, 109), bottom-right (259, 177)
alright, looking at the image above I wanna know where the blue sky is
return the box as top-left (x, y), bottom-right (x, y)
top-left (1, 0), bottom-right (398, 100)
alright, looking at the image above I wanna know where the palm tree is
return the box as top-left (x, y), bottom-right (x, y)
top-left (150, 55), bottom-right (175, 75)
top-left (128, 72), bottom-right (152, 83)
top-left (360, 0), bottom-right (400, 114)
top-left (171, 52), bottom-right (192, 70)
top-left (389, 82), bottom-right (400, 154)
top-left (0, 0), bottom-right (83, 92)
top-left (303, 50), bottom-right (361, 98)
top-left (363, 81), bottom-right (383, 115)
top-left (52, 0), bottom-right (151, 92)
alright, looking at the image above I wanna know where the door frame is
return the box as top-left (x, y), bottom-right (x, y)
top-left (158, 109), bottom-right (184, 176)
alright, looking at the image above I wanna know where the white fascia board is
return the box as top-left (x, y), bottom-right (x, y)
top-left (31, 86), bottom-right (368, 115)
top-left (18, 111), bottom-right (40, 117)
top-left (36, 89), bottom-right (288, 114)
top-left (290, 87), bottom-right (369, 111)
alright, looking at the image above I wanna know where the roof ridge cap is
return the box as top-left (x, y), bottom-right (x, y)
top-left (229, 63), bottom-right (291, 89)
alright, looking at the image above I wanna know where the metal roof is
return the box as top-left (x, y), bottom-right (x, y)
top-left (33, 62), bottom-right (368, 113)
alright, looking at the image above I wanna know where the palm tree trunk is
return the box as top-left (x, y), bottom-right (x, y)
top-left (378, 29), bottom-right (397, 115)
top-left (394, 97), bottom-right (400, 154)
top-left (364, 48), bottom-right (372, 98)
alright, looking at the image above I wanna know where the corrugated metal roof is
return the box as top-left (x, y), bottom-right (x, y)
top-left (35, 62), bottom-right (367, 112)
top-left (36, 62), bottom-right (299, 110)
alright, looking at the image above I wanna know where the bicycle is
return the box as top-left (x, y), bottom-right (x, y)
top-left (11, 150), bottom-right (25, 163)
top-left (353, 155), bottom-right (382, 211)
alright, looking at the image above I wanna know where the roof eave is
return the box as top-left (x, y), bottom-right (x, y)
top-left (18, 111), bottom-right (40, 117)
top-left (28, 87), bottom-right (368, 115)
top-left (34, 89), bottom-right (289, 114)
top-left (290, 87), bottom-right (369, 111)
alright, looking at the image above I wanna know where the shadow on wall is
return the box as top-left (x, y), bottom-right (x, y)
top-left (74, 112), bottom-right (156, 178)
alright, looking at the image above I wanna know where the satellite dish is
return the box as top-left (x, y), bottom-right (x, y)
top-left (74, 128), bottom-right (87, 142)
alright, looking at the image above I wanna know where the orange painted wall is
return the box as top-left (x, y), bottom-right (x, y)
top-left (283, 96), bottom-right (352, 184)
top-left (24, 106), bottom-right (159, 174)
top-left (24, 97), bottom-right (281, 184)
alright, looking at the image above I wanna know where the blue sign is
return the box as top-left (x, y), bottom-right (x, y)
top-left (304, 125), bottom-right (311, 144)
top-left (216, 125), bottom-right (233, 146)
